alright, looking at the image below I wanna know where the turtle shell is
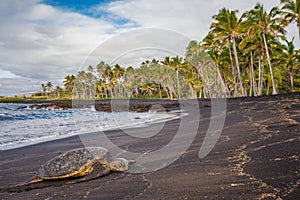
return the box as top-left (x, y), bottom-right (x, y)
top-left (39, 147), bottom-right (110, 179)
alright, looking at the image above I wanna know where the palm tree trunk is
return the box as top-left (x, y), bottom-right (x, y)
top-left (203, 87), bottom-right (208, 98)
top-left (249, 67), bottom-right (253, 96)
top-left (228, 42), bottom-right (238, 97)
top-left (298, 23), bottom-right (300, 40)
top-left (250, 51), bottom-right (257, 96)
top-left (261, 62), bottom-right (265, 95)
top-left (158, 84), bottom-right (162, 99)
top-left (199, 87), bottom-right (203, 99)
top-left (176, 69), bottom-right (180, 99)
top-left (258, 55), bottom-right (264, 96)
top-left (289, 65), bottom-right (294, 93)
top-left (258, 55), bottom-right (261, 95)
top-left (266, 78), bottom-right (270, 95)
top-left (232, 38), bottom-right (246, 96)
top-left (262, 33), bottom-right (277, 95)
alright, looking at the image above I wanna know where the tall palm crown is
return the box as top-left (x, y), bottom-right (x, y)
top-left (210, 9), bottom-right (243, 41)
top-left (245, 3), bottom-right (286, 38)
top-left (280, 0), bottom-right (300, 38)
top-left (113, 64), bottom-right (125, 80)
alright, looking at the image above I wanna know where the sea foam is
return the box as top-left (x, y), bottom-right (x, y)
top-left (0, 103), bottom-right (179, 150)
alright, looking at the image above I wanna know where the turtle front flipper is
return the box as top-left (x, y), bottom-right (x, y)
top-left (66, 161), bottom-right (111, 184)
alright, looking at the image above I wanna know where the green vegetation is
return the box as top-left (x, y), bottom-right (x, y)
top-left (33, 1), bottom-right (300, 100)
top-left (0, 96), bottom-right (27, 102)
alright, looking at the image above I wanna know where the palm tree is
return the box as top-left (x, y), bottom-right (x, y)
top-left (97, 79), bottom-right (106, 98)
top-left (186, 40), bottom-right (202, 63)
top-left (209, 8), bottom-right (246, 96)
top-left (111, 64), bottom-right (124, 97)
top-left (41, 83), bottom-right (47, 96)
top-left (96, 61), bottom-right (109, 79)
top-left (46, 82), bottom-right (53, 94)
top-left (275, 38), bottom-right (300, 92)
top-left (113, 64), bottom-right (125, 81)
top-left (161, 56), bottom-right (183, 99)
top-left (63, 75), bottom-right (75, 96)
top-left (239, 25), bottom-right (266, 96)
top-left (140, 83), bottom-right (157, 98)
top-left (161, 56), bottom-right (179, 98)
top-left (55, 85), bottom-right (63, 99)
top-left (171, 56), bottom-right (184, 99)
top-left (202, 33), bottom-right (238, 97)
top-left (103, 65), bottom-right (113, 82)
top-left (180, 61), bottom-right (200, 98)
top-left (75, 71), bottom-right (89, 99)
top-left (280, 0), bottom-right (300, 38)
top-left (244, 3), bottom-right (286, 95)
top-left (87, 65), bottom-right (94, 73)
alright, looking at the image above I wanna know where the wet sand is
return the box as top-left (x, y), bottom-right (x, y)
top-left (0, 94), bottom-right (299, 199)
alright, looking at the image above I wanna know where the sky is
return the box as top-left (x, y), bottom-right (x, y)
top-left (0, 0), bottom-right (298, 96)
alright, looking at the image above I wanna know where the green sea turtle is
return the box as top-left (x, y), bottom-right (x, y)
top-left (25, 147), bottom-right (134, 184)
top-left (0, 147), bottom-right (135, 192)
top-left (0, 147), bottom-right (135, 193)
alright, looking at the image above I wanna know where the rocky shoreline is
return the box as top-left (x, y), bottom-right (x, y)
top-left (8, 99), bottom-right (181, 112)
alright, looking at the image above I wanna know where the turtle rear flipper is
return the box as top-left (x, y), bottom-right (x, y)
top-left (1, 178), bottom-right (45, 193)
top-left (0, 173), bottom-right (45, 193)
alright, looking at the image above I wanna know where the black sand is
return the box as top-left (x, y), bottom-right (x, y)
top-left (0, 94), bottom-right (299, 199)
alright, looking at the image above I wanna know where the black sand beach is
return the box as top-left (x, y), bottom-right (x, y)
top-left (0, 94), bottom-right (299, 199)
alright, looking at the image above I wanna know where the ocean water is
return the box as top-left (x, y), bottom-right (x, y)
top-left (0, 103), bottom-right (177, 150)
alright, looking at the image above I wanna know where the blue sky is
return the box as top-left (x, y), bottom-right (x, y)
top-left (43, 0), bottom-right (110, 16)
top-left (0, 0), bottom-right (298, 96)
top-left (43, 0), bottom-right (133, 25)
top-left (44, 0), bottom-right (108, 8)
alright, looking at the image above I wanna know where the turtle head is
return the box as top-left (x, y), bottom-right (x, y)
top-left (109, 158), bottom-right (130, 171)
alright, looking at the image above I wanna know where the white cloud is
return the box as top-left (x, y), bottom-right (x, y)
top-left (0, 0), bottom-right (299, 96)
top-left (103, 0), bottom-right (282, 40)
top-left (0, 0), bottom-right (117, 95)
top-left (0, 69), bottom-right (21, 78)
top-left (80, 28), bottom-right (191, 70)
top-left (0, 78), bottom-right (41, 96)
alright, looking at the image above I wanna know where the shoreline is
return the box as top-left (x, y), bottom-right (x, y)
top-left (0, 109), bottom-right (183, 152)
top-left (0, 93), bottom-right (299, 199)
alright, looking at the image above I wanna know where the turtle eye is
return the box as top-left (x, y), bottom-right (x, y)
top-left (120, 162), bottom-right (127, 170)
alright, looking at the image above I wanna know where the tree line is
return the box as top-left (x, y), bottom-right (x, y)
top-left (40, 1), bottom-right (300, 99)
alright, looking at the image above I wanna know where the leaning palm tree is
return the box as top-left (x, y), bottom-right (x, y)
top-left (244, 3), bottom-right (286, 95)
top-left (161, 56), bottom-right (183, 99)
top-left (171, 56), bottom-right (184, 99)
top-left (239, 25), bottom-right (266, 96)
top-left (209, 8), bottom-right (246, 96)
top-left (280, 0), bottom-right (300, 38)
